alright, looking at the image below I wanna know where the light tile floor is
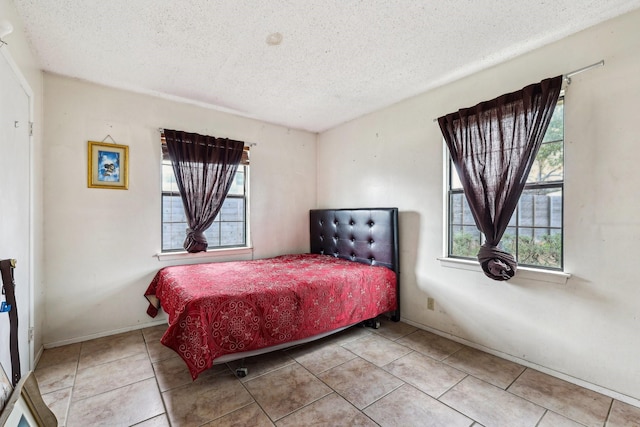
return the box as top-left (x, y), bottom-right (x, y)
top-left (34, 319), bottom-right (640, 426)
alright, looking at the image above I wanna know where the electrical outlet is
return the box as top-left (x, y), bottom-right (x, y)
top-left (427, 297), bottom-right (435, 311)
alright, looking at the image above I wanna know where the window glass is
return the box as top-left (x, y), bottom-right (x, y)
top-left (161, 158), bottom-right (248, 252)
top-left (528, 98), bottom-right (564, 184)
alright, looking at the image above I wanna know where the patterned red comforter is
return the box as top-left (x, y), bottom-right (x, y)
top-left (144, 253), bottom-right (397, 379)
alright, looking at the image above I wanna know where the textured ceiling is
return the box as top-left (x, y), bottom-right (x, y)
top-left (12, 0), bottom-right (640, 132)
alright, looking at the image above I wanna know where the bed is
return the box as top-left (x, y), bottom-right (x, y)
top-left (144, 208), bottom-right (400, 379)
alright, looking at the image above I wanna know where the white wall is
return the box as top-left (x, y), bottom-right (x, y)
top-left (0, 0), bottom-right (45, 364)
top-left (42, 74), bottom-right (317, 345)
top-left (317, 10), bottom-right (640, 402)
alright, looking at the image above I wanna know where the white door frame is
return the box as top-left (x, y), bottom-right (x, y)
top-left (0, 44), bottom-right (35, 370)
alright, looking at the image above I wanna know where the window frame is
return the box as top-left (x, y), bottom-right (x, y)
top-left (160, 142), bottom-right (251, 255)
top-left (444, 96), bottom-right (565, 273)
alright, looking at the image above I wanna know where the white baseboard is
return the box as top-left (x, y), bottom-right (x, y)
top-left (401, 318), bottom-right (640, 408)
top-left (43, 319), bottom-right (169, 349)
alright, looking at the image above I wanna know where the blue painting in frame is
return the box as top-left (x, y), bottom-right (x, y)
top-left (88, 141), bottom-right (129, 189)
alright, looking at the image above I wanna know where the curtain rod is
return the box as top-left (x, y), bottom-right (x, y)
top-left (432, 60), bottom-right (605, 122)
top-left (564, 60), bottom-right (604, 85)
top-left (158, 128), bottom-right (257, 147)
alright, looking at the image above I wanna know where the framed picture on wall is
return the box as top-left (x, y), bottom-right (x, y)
top-left (0, 371), bottom-right (57, 426)
top-left (87, 141), bottom-right (129, 190)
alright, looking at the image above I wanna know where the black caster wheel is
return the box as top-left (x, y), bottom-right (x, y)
top-left (362, 319), bottom-right (380, 329)
top-left (235, 367), bottom-right (248, 378)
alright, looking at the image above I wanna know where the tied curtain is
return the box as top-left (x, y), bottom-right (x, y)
top-left (164, 129), bottom-right (244, 253)
top-left (438, 76), bottom-right (562, 280)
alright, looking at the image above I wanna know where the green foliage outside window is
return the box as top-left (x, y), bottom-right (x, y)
top-left (501, 233), bottom-right (562, 269)
top-left (451, 231), bottom-right (482, 258)
top-left (452, 230), bottom-right (562, 269)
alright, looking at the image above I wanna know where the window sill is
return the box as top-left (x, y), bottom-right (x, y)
top-left (437, 257), bottom-right (571, 285)
top-left (156, 246), bottom-right (253, 262)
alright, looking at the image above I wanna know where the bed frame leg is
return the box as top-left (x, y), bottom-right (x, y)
top-left (233, 358), bottom-right (248, 378)
top-left (361, 318), bottom-right (381, 329)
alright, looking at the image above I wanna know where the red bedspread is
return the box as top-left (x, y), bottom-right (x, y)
top-left (144, 253), bottom-right (397, 379)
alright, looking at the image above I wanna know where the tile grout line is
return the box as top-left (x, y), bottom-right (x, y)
top-left (533, 409), bottom-right (548, 427)
top-left (144, 334), bottom-right (171, 425)
top-left (431, 373), bottom-right (480, 425)
top-left (502, 368), bottom-right (610, 427)
top-left (232, 360), bottom-right (278, 424)
top-left (62, 340), bottom-right (82, 427)
top-left (346, 325), bottom-right (482, 424)
top-left (505, 365), bottom-right (528, 390)
top-left (49, 322), bottom-right (638, 426)
top-left (301, 355), bottom-right (387, 425)
top-left (286, 333), bottom-right (398, 420)
top-left (602, 398), bottom-right (615, 427)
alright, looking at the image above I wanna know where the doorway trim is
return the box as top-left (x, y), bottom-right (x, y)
top-left (1, 44), bottom-right (35, 370)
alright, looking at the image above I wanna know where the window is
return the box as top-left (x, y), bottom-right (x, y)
top-left (161, 143), bottom-right (249, 252)
top-left (447, 97), bottom-right (564, 270)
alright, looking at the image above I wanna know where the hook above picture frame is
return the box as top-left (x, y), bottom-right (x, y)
top-left (101, 134), bottom-right (117, 144)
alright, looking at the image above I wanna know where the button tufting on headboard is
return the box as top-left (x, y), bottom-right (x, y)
top-left (309, 208), bottom-right (398, 271)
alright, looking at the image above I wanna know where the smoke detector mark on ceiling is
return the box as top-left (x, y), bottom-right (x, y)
top-left (266, 32), bottom-right (283, 46)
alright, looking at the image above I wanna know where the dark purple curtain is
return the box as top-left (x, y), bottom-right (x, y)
top-left (438, 76), bottom-right (562, 280)
top-left (164, 129), bottom-right (244, 253)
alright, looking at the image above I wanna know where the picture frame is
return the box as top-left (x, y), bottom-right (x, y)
top-left (87, 141), bottom-right (129, 189)
top-left (0, 371), bottom-right (57, 426)
top-left (0, 364), bottom-right (11, 414)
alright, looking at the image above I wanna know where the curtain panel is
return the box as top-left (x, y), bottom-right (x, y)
top-left (164, 129), bottom-right (244, 253)
top-left (438, 76), bottom-right (562, 280)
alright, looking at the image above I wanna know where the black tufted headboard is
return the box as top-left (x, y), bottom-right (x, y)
top-left (309, 208), bottom-right (400, 321)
